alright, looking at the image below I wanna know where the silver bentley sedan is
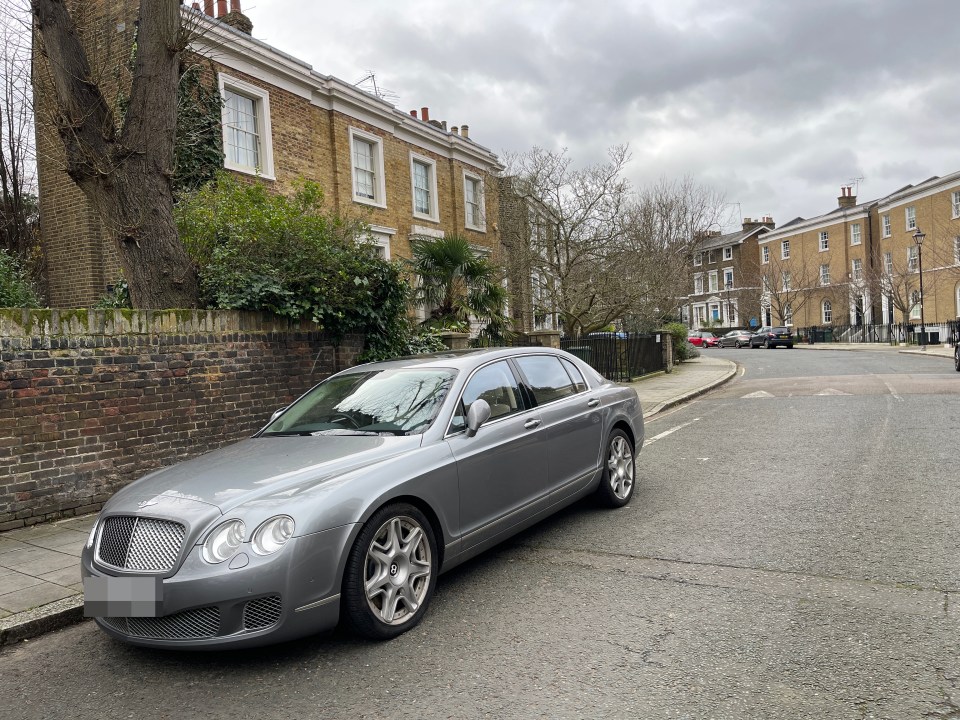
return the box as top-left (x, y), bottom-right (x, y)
top-left (81, 348), bottom-right (644, 648)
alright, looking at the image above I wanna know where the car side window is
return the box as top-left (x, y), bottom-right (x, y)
top-left (449, 361), bottom-right (524, 434)
top-left (514, 355), bottom-right (578, 406)
top-left (559, 358), bottom-right (588, 393)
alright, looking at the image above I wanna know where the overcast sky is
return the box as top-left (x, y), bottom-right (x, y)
top-left (244, 0), bottom-right (959, 231)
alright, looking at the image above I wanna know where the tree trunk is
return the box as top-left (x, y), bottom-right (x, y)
top-left (31, 0), bottom-right (199, 308)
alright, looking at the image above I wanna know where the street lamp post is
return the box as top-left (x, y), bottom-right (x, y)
top-left (913, 227), bottom-right (926, 350)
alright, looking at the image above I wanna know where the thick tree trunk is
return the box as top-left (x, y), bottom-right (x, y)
top-left (31, 0), bottom-right (200, 308)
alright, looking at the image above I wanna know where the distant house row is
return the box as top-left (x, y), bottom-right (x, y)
top-left (685, 174), bottom-right (960, 337)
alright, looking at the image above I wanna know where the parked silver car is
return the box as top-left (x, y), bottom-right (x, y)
top-left (81, 348), bottom-right (644, 648)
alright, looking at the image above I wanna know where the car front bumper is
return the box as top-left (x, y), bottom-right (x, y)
top-left (81, 523), bottom-right (358, 650)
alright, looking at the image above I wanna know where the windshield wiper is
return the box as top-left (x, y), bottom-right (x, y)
top-left (261, 431), bottom-right (315, 437)
top-left (309, 429), bottom-right (381, 437)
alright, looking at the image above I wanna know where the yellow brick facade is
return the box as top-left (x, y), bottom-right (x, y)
top-left (35, 5), bottom-right (502, 307)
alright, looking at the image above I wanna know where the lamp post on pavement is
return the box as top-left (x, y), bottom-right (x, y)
top-left (724, 280), bottom-right (733, 327)
top-left (913, 227), bottom-right (926, 350)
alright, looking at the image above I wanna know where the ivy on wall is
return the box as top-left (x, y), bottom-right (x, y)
top-left (173, 61), bottom-right (224, 197)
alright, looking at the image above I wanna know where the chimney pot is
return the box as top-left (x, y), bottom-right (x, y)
top-left (217, 0), bottom-right (227, 17)
top-left (192, 1), bottom-right (201, 8)
top-left (420, 107), bottom-right (430, 122)
top-left (230, 0), bottom-right (240, 11)
top-left (410, 110), bottom-right (418, 119)
top-left (461, 124), bottom-right (469, 139)
top-left (441, 120), bottom-right (447, 131)
top-left (204, 0), bottom-right (214, 14)
top-left (451, 126), bottom-right (459, 136)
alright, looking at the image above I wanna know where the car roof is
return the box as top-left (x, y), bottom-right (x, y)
top-left (344, 347), bottom-right (574, 373)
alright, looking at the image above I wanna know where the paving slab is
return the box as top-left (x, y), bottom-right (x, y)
top-left (5, 548), bottom-right (78, 576)
top-left (0, 582), bottom-right (75, 614)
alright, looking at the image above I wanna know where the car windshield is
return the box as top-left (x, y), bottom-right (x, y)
top-left (261, 368), bottom-right (457, 437)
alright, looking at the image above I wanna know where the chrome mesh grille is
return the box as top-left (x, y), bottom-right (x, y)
top-left (243, 595), bottom-right (282, 630)
top-left (101, 607), bottom-right (221, 640)
top-left (97, 516), bottom-right (185, 572)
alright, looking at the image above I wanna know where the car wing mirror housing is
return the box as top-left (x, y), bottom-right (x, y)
top-left (465, 399), bottom-right (491, 437)
top-left (269, 406), bottom-right (288, 423)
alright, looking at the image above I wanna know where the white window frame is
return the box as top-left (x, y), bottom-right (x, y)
top-left (851, 223), bottom-right (862, 245)
top-left (954, 237), bottom-right (960, 264)
top-left (463, 171), bottom-right (486, 231)
top-left (723, 246), bottom-right (733, 261)
top-left (761, 246), bottom-right (770, 264)
top-left (852, 258), bottom-right (863, 282)
top-left (819, 231), bottom-right (829, 252)
top-left (708, 270), bottom-right (718, 293)
top-left (723, 268), bottom-right (734, 289)
top-left (782, 272), bottom-right (791, 291)
top-left (709, 303), bottom-right (721, 321)
top-left (694, 273), bottom-right (704, 295)
top-left (884, 252), bottom-right (893, 276)
top-left (882, 214), bottom-right (891, 238)
top-left (820, 264), bottom-right (830, 286)
top-left (953, 191), bottom-right (960, 219)
top-left (781, 240), bottom-right (790, 259)
top-left (906, 205), bottom-right (916, 231)
top-left (693, 252), bottom-right (703, 266)
top-left (349, 127), bottom-right (387, 208)
top-left (822, 300), bottom-right (833, 324)
top-left (362, 225), bottom-right (395, 260)
top-left (910, 290), bottom-right (921, 320)
top-left (219, 73), bottom-right (275, 180)
top-left (783, 303), bottom-right (793, 327)
top-left (907, 246), bottom-right (918, 272)
top-left (409, 153), bottom-right (439, 222)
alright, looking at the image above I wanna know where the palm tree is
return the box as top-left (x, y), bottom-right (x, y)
top-left (409, 234), bottom-right (509, 340)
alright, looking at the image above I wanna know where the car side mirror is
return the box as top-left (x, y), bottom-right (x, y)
top-left (465, 399), bottom-right (491, 437)
top-left (269, 407), bottom-right (287, 423)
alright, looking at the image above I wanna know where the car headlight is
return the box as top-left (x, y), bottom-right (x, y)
top-left (251, 516), bottom-right (295, 556)
top-left (202, 519), bottom-right (246, 564)
top-left (86, 519), bottom-right (99, 549)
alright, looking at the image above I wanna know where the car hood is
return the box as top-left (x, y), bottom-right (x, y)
top-left (107, 435), bottom-right (423, 514)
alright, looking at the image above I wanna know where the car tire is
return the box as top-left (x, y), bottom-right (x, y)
top-left (764, 339), bottom-right (771, 349)
top-left (343, 503), bottom-right (438, 640)
top-left (955, 346), bottom-right (959, 372)
top-left (595, 428), bottom-right (635, 508)
top-left (735, 341), bottom-right (742, 348)
top-left (786, 344), bottom-right (794, 349)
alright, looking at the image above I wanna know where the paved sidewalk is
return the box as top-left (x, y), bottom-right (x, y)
top-left (795, 341), bottom-right (954, 359)
top-left (626, 354), bottom-right (737, 418)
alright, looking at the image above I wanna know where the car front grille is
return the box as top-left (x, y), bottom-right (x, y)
top-left (243, 595), bottom-right (282, 630)
top-left (97, 516), bottom-right (186, 572)
top-left (101, 606), bottom-right (221, 640)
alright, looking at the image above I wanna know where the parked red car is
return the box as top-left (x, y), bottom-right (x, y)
top-left (687, 331), bottom-right (720, 348)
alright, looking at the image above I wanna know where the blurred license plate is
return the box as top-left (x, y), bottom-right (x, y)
top-left (83, 575), bottom-right (162, 617)
top-left (778, 334), bottom-right (789, 339)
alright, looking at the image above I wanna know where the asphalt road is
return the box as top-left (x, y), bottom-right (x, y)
top-left (2, 348), bottom-right (958, 720)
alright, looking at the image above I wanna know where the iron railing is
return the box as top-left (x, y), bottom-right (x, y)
top-left (798, 321), bottom-right (959, 346)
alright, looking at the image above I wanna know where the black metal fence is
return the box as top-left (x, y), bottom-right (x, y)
top-left (798, 321), bottom-right (959, 346)
top-left (559, 334), bottom-right (665, 382)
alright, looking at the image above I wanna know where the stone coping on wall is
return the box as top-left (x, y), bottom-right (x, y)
top-left (0, 308), bottom-right (324, 341)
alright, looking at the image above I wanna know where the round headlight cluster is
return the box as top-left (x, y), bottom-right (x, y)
top-left (201, 516), bottom-right (296, 564)
top-left (202, 519), bottom-right (246, 564)
top-left (251, 516), bottom-right (295, 556)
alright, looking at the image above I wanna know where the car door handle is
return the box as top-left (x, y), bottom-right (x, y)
top-left (524, 418), bottom-right (541, 429)
top-left (587, 398), bottom-right (600, 408)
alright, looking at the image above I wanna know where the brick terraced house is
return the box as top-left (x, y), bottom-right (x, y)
top-left (684, 217), bottom-right (775, 330)
top-left (34, 1), bottom-right (503, 308)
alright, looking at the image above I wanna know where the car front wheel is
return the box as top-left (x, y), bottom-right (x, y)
top-left (596, 429), bottom-right (635, 508)
top-left (343, 503), bottom-right (437, 640)
top-left (955, 346), bottom-right (959, 372)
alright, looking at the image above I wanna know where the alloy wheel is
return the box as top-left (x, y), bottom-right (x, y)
top-left (363, 515), bottom-right (432, 626)
top-left (607, 435), bottom-right (634, 500)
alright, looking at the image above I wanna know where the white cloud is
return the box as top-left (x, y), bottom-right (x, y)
top-left (242, 0), bottom-right (960, 228)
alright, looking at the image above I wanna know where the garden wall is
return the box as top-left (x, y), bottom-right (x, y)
top-left (0, 309), bottom-right (363, 530)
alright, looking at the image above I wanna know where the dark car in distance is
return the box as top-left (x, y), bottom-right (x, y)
top-left (749, 326), bottom-right (794, 349)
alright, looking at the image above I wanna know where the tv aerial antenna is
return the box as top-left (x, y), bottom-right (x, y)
top-left (354, 72), bottom-right (399, 103)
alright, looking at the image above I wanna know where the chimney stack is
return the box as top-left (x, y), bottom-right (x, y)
top-left (838, 186), bottom-right (857, 208)
top-left (219, 0), bottom-right (253, 33)
top-left (742, 216), bottom-right (775, 232)
top-left (451, 126), bottom-right (459, 136)
top-left (460, 124), bottom-right (469, 139)
top-left (409, 110), bottom-right (418, 119)
top-left (420, 107), bottom-right (430, 123)
top-left (191, 2), bottom-right (201, 9)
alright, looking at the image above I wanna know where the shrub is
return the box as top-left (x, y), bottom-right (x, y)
top-left (664, 322), bottom-right (699, 362)
top-left (0, 250), bottom-right (39, 307)
top-left (95, 278), bottom-right (132, 308)
top-left (176, 173), bottom-right (412, 359)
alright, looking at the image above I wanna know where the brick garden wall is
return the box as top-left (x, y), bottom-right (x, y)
top-left (0, 309), bottom-right (363, 530)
